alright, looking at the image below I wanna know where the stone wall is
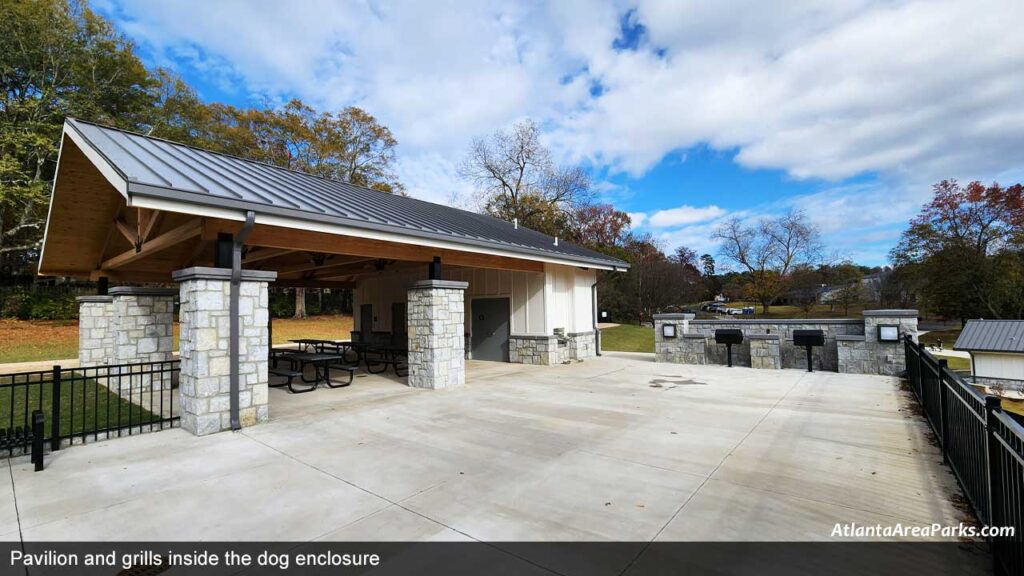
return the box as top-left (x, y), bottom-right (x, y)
top-left (77, 296), bottom-right (114, 368)
top-left (174, 267), bottom-right (274, 436)
top-left (655, 333), bottom-right (707, 364)
top-left (407, 280), bottom-right (467, 390)
top-left (749, 335), bottom-right (781, 369)
top-left (972, 375), bottom-right (1024, 394)
top-left (509, 334), bottom-right (578, 365)
top-left (654, 310), bottom-right (919, 375)
top-left (567, 331), bottom-right (596, 361)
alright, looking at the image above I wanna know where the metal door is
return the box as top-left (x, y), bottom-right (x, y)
top-left (359, 304), bottom-right (373, 342)
top-left (471, 298), bottom-right (510, 362)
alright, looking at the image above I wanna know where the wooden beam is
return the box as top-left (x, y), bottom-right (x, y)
top-left (206, 221), bottom-right (545, 273)
top-left (139, 209), bottom-right (164, 243)
top-left (100, 218), bottom-right (203, 271)
top-left (273, 256), bottom-right (376, 276)
top-left (115, 218), bottom-right (138, 248)
top-left (242, 247), bottom-right (296, 265)
top-left (271, 279), bottom-right (355, 289)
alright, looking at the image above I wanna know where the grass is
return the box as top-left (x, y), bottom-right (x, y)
top-left (600, 324), bottom-right (654, 353)
top-left (0, 315), bottom-right (354, 365)
top-left (0, 371), bottom-right (161, 435)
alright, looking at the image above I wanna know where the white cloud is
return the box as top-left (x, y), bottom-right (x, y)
top-left (647, 205), bottom-right (726, 227)
top-left (627, 212), bottom-right (647, 227)
top-left (99, 0), bottom-right (1024, 261)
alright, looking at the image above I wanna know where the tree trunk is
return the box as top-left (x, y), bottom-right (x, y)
top-left (293, 288), bottom-right (307, 319)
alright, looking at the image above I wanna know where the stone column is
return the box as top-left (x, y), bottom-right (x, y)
top-left (77, 295), bottom-right (114, 367)
top-left (173, 267), bottom-right (276, 436)
top-left (407, 280), bottom-right (467, 390)
top-left (863, 309), bottom-right (918, 376)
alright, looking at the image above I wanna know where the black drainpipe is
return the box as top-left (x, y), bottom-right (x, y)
top-left (230, 211), bottom-right (256, 431)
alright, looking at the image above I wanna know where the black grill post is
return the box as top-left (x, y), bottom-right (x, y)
top-left (805, 346), bottom-right (813, 372)
top-left (31, 410), bottom-right (44, 472)
top-left (714, 329), bottom-right (743, 367)
top-left (792, 330), bottom-right (825, 372)
top-left (50, 365), bottom-right (61, 451)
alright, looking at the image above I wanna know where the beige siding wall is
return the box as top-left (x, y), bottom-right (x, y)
top-left (353, 266), bottom-right (548, 336)
top-left (973, 352), bottom-right (1024, 380)
top-left (543, 264), bottom-right (597, 334)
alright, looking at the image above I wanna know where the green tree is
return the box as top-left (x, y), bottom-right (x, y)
top-left (891, 180), bottom-right (1024, 320)
top-left (0, 0), bottom-right (156, 272)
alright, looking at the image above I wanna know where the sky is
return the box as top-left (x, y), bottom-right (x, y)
top-left (92, 0), bottom-right (1024, 267)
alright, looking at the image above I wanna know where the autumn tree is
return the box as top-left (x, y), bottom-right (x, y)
top-left (699, 254), bottom-right (715, 277)
top-left (0, 0), bottom-right (157, 273)
top-left (712, 210), bottom-right (822, 314)
top-left (891, 180), bottom-right (1024, 320)
top-left (458, 119), bottom-right (592, 237)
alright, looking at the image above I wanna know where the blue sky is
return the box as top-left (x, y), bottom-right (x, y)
top-left (93, 0), bottom-right (1024, 267)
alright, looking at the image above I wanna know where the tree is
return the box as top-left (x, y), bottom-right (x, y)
top-left (788, 265), bottom-right (822, 317)
top-left (567, 204), bottom-right (631, 249)
top-left (700, 254), bottom-right (715, 277)
top-left (712, 210), bottom-right (822, 313)
top-left (891, 180), bottom-right (1024, 320)
top-left (1, 0), bottom-right (157, 273)
top-left (458, 119), bottom-right (592, 237)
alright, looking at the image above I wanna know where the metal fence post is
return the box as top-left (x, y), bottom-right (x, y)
top-left (938, 359), bottom-right (950, 462)
top-left (50, 365), bottom-right (61, 451)
top-left (31, 410), bottom-right (44, 472)
top-left (983, 396), bottom-right (1002, 542)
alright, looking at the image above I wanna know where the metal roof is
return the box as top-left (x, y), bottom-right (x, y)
top-left (64, 118), bottom-right (629, 270)
top-left (953, 320), bottom-right (1024, 353)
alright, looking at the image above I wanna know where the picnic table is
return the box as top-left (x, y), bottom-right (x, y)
top-left (361, 345), bottom-right (408, 377)
top-left (289, 338), bottom-right (342, 352)
top-left (269, 351), bottom-right (355, 393)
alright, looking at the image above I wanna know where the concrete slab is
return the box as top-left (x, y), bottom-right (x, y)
top-left (6, 354), bottom-right (976, 548)
top-left (0, 462), bottom-right (19, 541)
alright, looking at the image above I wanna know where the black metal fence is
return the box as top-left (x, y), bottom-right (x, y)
top-left (904, 336), bottom-right (1023, 575)
top-left (0, 360), bottom-right (180, 465)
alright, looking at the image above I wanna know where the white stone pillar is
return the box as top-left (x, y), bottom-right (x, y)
top-left (407, 280), bottom-right (468, 390)
top-left (173, 267), bottom-right (276, 436)
top-left (77, 295), bottom-right (114, 367)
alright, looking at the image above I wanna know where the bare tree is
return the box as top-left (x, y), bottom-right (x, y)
top-left (458, 119), bottom-right (592, 236)
top-left (713, 209), bottom-right (822, 314)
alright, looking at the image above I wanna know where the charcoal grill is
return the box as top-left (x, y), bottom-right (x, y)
top-left (792, 329), bottom-right (825, 372)
top-left (714, 329), bottom-right (744, 367)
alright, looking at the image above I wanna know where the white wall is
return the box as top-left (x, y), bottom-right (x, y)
top-left (973, 352), bottom-right (1024, 380)
top-left (543, 264), bottom-right (597, 334)
top-left (353, 266), bottom-right (548, 336)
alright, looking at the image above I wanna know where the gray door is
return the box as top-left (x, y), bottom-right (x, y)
top-left (359, 304), bottom-right (373, 342)
top-left (471, 298), bottom-right (510, 362)
top-left (391, 302), bottom-right (407, 347)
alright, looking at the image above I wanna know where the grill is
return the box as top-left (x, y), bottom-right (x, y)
top-left (714, 329), bottom-right (744, 367)
top-left (793, 329), bottom-right (825, 372)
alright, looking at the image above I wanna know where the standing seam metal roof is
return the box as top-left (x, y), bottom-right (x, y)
top-left (65, 118), bottom-right (630, 270)
top-left (953, 320), bottom-right (1024, 353)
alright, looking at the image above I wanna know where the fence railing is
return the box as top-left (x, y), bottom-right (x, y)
top-left (1, 360), bottom-right (180, 462)
top-left (904, 336), bottom-right (1023, 576)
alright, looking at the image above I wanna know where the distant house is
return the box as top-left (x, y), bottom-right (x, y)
top-left (954, 320), bottom-right (1024, 393)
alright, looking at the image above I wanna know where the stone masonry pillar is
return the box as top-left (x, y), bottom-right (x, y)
top-left (173, 267), bottom-right (276, 436)
top-left (77, 295), bottom-right (114, 367)
top-left (407, 280), bottom-right (468, 390)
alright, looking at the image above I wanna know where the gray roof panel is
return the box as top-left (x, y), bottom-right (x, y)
top-left (953, 320), bottom-right (1024, 353)
top-left (66, 118), bottom-right (630, 270)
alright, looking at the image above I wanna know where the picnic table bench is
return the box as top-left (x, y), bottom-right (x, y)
top-left (269, 351), bottom-right (357, 392)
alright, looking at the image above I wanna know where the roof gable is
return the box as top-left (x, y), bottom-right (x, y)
top-left (64, 118), bottom-right (629, 271)
top-left (954, 320), bottom-right (1024, 353)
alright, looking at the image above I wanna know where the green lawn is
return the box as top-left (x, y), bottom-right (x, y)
top-left (0, 371), bottom-right (162, 436)
top-left (601, 324), bottom-right (654, 353)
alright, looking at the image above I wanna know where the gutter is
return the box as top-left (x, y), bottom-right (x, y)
top-left (230, 211), bottom-right (256, 430)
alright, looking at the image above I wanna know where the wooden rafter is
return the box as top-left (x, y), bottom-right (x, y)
top-left (274, 256), bottom-right (377, 276)
top-left (242, 247), bottom-right (296, 265)
top-left (115, 218), bottom-right (138, 248)
top-left (139, 209), bottom-right (164, 243)
top-left (100, 218), bottom-right (203, 271)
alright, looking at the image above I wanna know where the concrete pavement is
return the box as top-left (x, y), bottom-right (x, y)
top-left (4, 353), bottom-right (976, 546)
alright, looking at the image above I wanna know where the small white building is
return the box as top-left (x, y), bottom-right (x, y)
top-left (954, 320), bottom-right (1024, 393)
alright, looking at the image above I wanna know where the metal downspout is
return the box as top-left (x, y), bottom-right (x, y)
top-left (230, 211), bottom-right (256, 431)
top-left (592, 280), bottom-right (601, 356)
